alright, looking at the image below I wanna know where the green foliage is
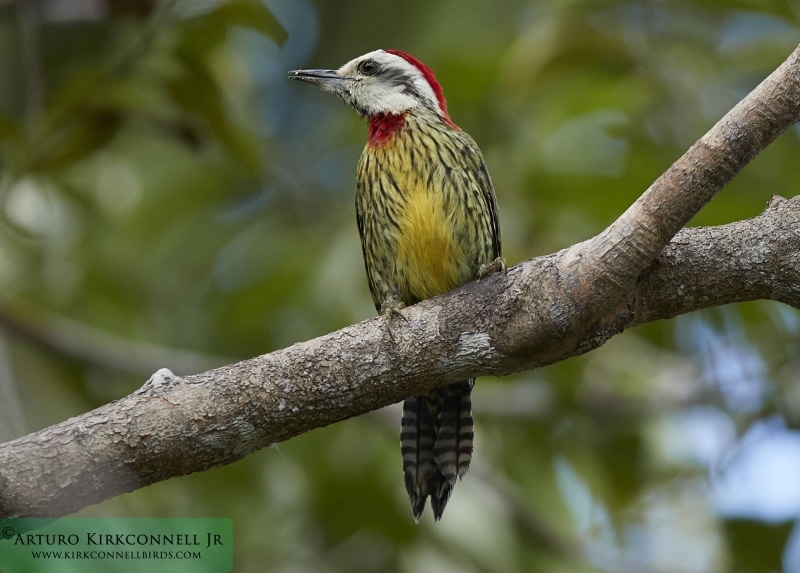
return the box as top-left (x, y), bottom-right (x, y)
top-left (724, 519), bottom-right (794, 572)
top-left (1, 0), bottom-right (799, 571)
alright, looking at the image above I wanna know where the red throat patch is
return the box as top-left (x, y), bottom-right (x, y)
top-left (368, 113), bottom-right (405, 146)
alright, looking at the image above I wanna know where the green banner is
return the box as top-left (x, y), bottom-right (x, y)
top-left (0, 518), bottom-right (232, 573)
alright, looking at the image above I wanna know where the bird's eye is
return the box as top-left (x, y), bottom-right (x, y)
top-left (358, 59), bottom-right (378, 76)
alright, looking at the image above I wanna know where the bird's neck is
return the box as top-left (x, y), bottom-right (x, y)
top-left (367, 109), bottom-right (460, 148)
top-left (367, 113), bottom-right (406, 147)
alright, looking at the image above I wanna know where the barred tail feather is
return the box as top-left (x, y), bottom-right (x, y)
top-left (456, 379), bottom-right (475, 479)
top-left (429, 476), bottom-right (454, 522)
top-left (401, 395), bottom-right (438, 522)
top-left (402, 380), bottom-right (475, 522)
top-left (433, 379), bottom-right (475, 484)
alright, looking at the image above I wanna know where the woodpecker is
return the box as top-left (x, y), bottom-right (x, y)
top-left (289, 49), bottom-right (503, 522)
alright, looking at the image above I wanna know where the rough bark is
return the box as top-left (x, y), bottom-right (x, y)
top-left (1, 45), bottom-right (800, 518)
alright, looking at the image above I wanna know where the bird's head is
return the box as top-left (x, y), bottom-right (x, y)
top-left (289, 49), bottom-right (456, 127)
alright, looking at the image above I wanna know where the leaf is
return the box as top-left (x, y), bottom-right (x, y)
top-left (166, 52), bottom-right (262, 173)
top-left (723, 519), bottom-right (793, 571)
top-left (22, 108), bottom-right (123, 172)
top-left (0, 114), bottom-right (20, 142)
top-left (206, 0), bottom-right (287, 46)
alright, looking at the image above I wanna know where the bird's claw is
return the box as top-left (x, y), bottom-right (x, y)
top-left (476, 256), bottom-right (507, 281)
top-left (380, 299), bottom-right (408, 341)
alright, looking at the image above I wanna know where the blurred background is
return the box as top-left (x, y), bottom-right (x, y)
top-left (1, 0), bottom-right (799, 571)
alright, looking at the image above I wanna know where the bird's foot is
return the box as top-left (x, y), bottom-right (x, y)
top-left (476, 256), bottom-right (507, 281)
top-left (380, 299), bottom-right (408, 341)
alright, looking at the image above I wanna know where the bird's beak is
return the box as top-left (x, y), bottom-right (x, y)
top-left (287, 68), bottom-right (348, 90)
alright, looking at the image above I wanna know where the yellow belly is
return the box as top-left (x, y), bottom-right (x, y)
top-left (395, 182), bottom-right (468, 300)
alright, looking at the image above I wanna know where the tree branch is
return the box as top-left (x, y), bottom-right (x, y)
top-left (632, 195), bottom-right (800, 325)
top-left (0, 299), bottom-right (228, 376)
top-left (1, 45), bottom-right (800, 518)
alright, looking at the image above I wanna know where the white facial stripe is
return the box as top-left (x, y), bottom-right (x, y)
top-left (336, 49), bottom-right (441, 117)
